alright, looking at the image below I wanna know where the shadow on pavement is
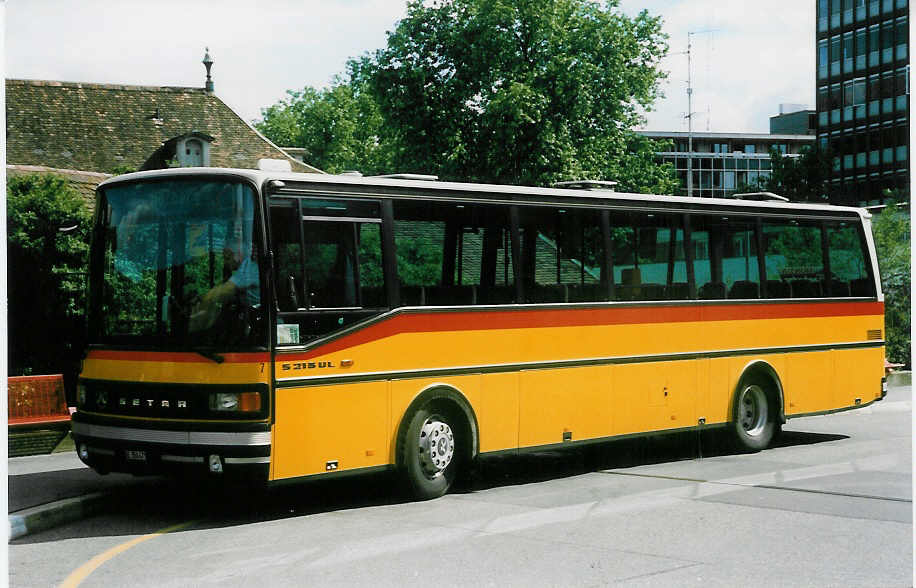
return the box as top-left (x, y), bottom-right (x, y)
top-left (12, 428), bottom-right (848, 544)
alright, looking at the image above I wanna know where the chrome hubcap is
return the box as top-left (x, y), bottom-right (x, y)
top-left (739, 384), bottom-right (768, 437)
top-left (418, 417), bottom-right (454, 477)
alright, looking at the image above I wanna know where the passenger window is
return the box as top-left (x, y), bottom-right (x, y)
top-left (269, 197), bottom-right (386, 345)
top-left (393, 200), bottom-right (515, 306)
top-left (692, 215), bottom-right (762, 300)
top-left (763, 219), bottom-right (826, 298)
top-left (827, 220), bottom-right (874, 297)
top-left (517, 208), bottom-right (604, 303)
top-left (607, 212), bottom-right (687, 301)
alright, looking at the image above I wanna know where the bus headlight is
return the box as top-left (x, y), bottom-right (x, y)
top-left (209, 392), bottom-right (261, 412)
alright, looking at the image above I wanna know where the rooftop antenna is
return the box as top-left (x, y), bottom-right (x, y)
top-left (683, 28), bottom-right (719, 197)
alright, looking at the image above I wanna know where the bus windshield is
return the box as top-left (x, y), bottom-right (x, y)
top-left (90, 179), bottom-right (265, 349)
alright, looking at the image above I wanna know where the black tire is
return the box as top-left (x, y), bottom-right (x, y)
top-left (731, 377), bottom-right (776, 452)
top-left (399, 404), bottom-right (461, 500)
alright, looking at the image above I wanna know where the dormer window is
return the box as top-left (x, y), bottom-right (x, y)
top-left (175, 134), bottom-right (211, 167)
top-left (141, 131), bottom-right (215, 171)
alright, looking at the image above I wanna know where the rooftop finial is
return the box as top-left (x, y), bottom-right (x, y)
top-left (202, 47), bottom-right (214, 92)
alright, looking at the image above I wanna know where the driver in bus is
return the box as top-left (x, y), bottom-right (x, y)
top-left (189, 243), bottom-right (259, 332)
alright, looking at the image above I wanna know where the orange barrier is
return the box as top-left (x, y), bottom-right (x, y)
top-left (8, 374), bottom-right (71, 426)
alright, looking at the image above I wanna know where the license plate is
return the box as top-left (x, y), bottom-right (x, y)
top-left (126, 450), bottom-right (146, 462)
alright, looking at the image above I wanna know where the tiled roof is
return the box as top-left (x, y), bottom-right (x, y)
top-left (6, 79), bottom-right (322, 174)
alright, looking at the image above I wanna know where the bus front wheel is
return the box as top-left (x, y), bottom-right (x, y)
top-left (399, 404), bottom-right (460, 500)
top-left (731, 379), bottom-right (777, 452)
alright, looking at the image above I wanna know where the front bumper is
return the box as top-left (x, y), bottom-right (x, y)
top-left (71, 417), bottom-right (270, 479)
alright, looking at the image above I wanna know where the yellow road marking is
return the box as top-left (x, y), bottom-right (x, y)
top-left (60, 520), bottom-right (197, 588)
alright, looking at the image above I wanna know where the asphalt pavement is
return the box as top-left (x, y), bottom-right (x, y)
top-left (7, 375), bottom-right (911, 542)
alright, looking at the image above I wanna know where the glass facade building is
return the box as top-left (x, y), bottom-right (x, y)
top-left (816, 0), bottom-right (909, 205)
top-left (638, 131), bottom-right (815, 198)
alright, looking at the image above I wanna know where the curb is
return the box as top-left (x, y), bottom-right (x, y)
top-left (887, 371), bottom-right (911, 388)
top-left (9, 491), bottom-right (109, 541)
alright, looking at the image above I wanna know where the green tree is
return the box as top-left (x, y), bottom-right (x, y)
top-left (764, 144), bottom-right (833, 202)
top-left (256, 80), bottom-right (395, 175)
top-left (871, 202), bottom-right (910, 366)
top-left (358, 0), bottom-right (671, 191)
top-left (7, 173), bottom-right (92, 384)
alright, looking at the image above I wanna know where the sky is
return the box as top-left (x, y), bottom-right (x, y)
top-left (4, 0), bottom-right (814, 135)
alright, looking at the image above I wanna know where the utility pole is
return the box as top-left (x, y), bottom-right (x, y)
top-left (684, 29), bottom-right (718, 198)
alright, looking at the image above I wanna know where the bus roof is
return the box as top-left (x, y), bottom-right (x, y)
top-left (98, 167), bottom-right (870, 219)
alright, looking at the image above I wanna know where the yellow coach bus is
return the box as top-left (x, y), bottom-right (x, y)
top-left (72, 167), bottom-right (886, 499)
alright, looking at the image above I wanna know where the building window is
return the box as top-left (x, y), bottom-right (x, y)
top-left (869, 25), bottom-right (880, 67)
top-left (855, 28), bottom-right (867, 70)
top-left (773, 144), bottom-right (788, 155)
top-left (895, 67), bottom-right (909, 111)
top-left (743, 144), bottom-right (756, 154)
top-left (843, 0), bottom-right (854, 24)
top-left (869, 0), bottom-right (880, 17)
top-left (843, 32), bottom-right (854, 72)
top-left (856, 0), bottom-right (867, 20)
top-left (831, 0), bottom-right (842, 27)
top-left (818, 40), bottom-right (828, 79)
top-left (868, 74), bottom-right (881, 117)
top-left (818, 0), bottom-right (829, 30)
top-left (881, 22), bottom-right (894, 64)
top-left (881, 72), bottom-right (895, 113)
top-left (830, 35), bottom-right (842, 76)
top-left (895, 17), bottom-right (908, 61)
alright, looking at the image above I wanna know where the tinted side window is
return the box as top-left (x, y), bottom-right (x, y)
top-left (763, 219), bottom-right (826, 298)
top-left (608, 212), bottom-right (687, 301)
top-left (517, 207), bottom-right (604, 303)
top-left (828, 220), bottom-right (875, 297)
top-left (393, 200), bottom-right (515, 306)
top-left (270, 197), bottom-right (386, 345)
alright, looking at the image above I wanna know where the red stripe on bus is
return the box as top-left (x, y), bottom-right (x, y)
top-left (283, 301), bottom-right (883, 361)
top-left (86, 350), bottom-right (270, 363)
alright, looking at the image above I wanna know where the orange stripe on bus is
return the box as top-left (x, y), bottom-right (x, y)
top-left (283, 301), bottom-right (883, 361)
top-left (86, 350), bottom-right (270, 363)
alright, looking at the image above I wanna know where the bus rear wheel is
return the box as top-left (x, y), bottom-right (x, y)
top-left (399, 405), bottom-right (460, 500)
top-left (731, 379), bottom-right (777, 452)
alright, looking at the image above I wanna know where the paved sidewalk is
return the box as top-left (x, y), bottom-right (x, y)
top-left (7, 451), bottom-right (158, 540)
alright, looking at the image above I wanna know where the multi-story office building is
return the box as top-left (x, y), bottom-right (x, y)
top-left (770, 104), bottom-right (817, 135)
top-left (638, 131), bottom-right (814, 198)
top-left (816, 0), bottom-right (909, 205)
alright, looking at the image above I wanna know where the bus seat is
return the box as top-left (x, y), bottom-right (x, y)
top-left (361, 286), bottom-right (387, 308)
top-left (641, 284), bottom-right (666, 300)
top-left (619, 268), bottom-right (642, 300)
top-left (568, 283), bottom-right (606, 303)
top-left (828, 279), bottom-right (849, 297)
top-left (666, 282), bottom-right (689, 300)
top-left (479, 285), bottom-right (515, 305)
top-left (526, 284), bottom-right (567, 303)
top-left (698, 281), bottom-right (726, 300)
top-left (400, 285), bottom-right (425, 306)
top-left (849, 277), bottom-right (875, 297)
top-left (789, 279), bottom-right (821, 298)
top-left (765, 280), bottom-right (791, 298)
top-left (426, 285), bottom-right (475, 306)
top-left (729, 280), bottom-right (760, 299)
